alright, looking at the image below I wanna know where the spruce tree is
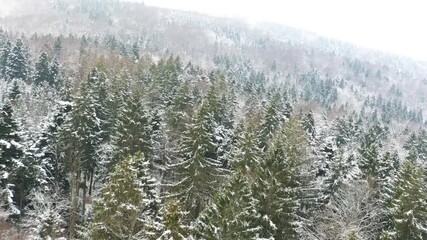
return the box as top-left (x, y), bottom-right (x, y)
top-left (9, 80), bottom-right (21, 102)
top-left (259, 93), bottom-right (283, 150)
top-left (0, 40), bottom-right (11, 78)
top-left (231, 119), bottom-right (262, 174)
top-left (194, 172), bottom-right (255, 239)
top-left (166, 79), bottom-right (193, 140)
top-left (34, 52), bottom-right (50, 85)
top-left (381, 152), bottom-right (427, 240)
top-left (302, 110), bottom-right (316, 139)
top-left (88, 154), bottom-right (161, 239)
top-left (58, 75), bottom-right (101, 236)
top-left (251, 117), bottom-right (309, 239)
top-left (5, 38), bottom-right (28, 80)
top-left (168, 101), bottom-right (225, 220)
top-left (49, 57), bottom-right (60, 87)
top-left (110, 89), bottom-right (152, 165)
top-left (157, 199), bottom-right (190, 240)
top-left (0, 103), bottom-right (23, 215)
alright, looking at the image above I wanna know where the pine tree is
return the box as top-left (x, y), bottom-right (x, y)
top-left (0, 103), bottom-right (23, 215)
top-left (381, 152), bottom-right (427, 239)
top-left (34, 52), bottom-right (51, 85)
top-left (302, 110), bottom-right (316, 139)
top-left (157, 199), bottom-right (190, 240)
top-left (166, 79), bottom-right (193, 139)
top-left (231, 119), bottom-right (262, 174)
top-left (194, 172), bottom-right (255, 239)
top-left (37, 101), bottom-right (72, 193)
top-left (0, 40), bottom-right (11, 78)
top-left (9, 80), bottom-right (21, 102)
top-left (58, 77), bottom-right (101, 237)
top-left (259, 93), bottom-right (283, 150)
top-left (168, 101), bottom-right (226, 220)
top-left (49, 57), bottom-right (60, 87)
top-left (5, 38), bottom-right (28, 80)
top-left (110, 89), bottom-right (152, 165)
top-left (251, 117), bottom-right (309, 239)
top-left (88, 154), bottom-right (161, 239)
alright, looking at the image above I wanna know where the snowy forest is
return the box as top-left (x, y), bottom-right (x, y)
top-left (0, 0), bottom-right (427, 239)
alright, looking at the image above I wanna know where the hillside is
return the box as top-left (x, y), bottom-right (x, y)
top-left (0, 0), bottom-right (426, 239)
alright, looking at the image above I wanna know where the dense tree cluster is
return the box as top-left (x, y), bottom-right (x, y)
top-left (0, 1), bottom-right (426, 239)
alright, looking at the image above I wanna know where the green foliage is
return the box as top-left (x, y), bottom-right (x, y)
top-left (5, 39), bottom-right (28, 80)
top-left (251, 117), bottom-right (309, 239)
top-left (110, 89), bottom-right (152, 164)
top-left (0, 104), bottom-right (23, 214)
top-left (382, 153), bottom-right (427, 239)
top-left (168, 101), bottom-right (226, 220)
top-left (34, 52), bottom-right (51, 86)
top-left (88, 154), bottom-right (160, 239)
top-left (158, 200), bottom-right (190, 240)
top-left (0, 40), bottom-right (11, 78)
top-left (194, 173), bottom-right (255, 239)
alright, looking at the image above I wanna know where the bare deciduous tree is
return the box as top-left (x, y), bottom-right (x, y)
top-left (313, 180), bottom-right (383, 240)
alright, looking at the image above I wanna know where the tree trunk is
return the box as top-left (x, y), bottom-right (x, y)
top-left (89, 171), bottom-right (94, 196)
top-left (69, 170), bottom-right (81, 239)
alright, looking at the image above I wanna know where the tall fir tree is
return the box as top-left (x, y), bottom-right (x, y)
top-left (231, 119), bottom-right (262, 174)
top-left (58, 74), bottom-right (101, 237)
top-left (194, 172), bottom-right (255, 239)
top-left (0, 40), bottom-right (11, 78)
top-left (49, 57), bottom-right (60, 87)
top-left (5, 38), bottom-right (28, 80)
top-left (381, 152), bottom-right (427, 240)
top-left (87, 154), bottom-right (161, 239)
top-left (0, 103), bottom-right (23, 215)
top-left (110, 89), bottom-right (152, 165)
top-left (259, 93), bottom-right (283, 150)
top-left (168, 100), bottom-right (226, 220)
top-left (34, 52), bottom-right (51, 85)
top-left (157, 199), bottom-right (190, 240)
top-left (251, 117), bottom-right (309, 239)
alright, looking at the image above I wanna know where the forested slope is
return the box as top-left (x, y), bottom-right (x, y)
top-left (0, 0), bottom-right (426, 239)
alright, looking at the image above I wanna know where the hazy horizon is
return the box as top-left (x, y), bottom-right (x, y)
top-left (124, 0), bottom-right (427, 62)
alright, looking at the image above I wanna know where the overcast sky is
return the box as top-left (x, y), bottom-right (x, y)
top-left (125, 0), bottom-right (427, 61)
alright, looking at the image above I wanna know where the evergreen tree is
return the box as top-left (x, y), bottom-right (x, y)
top-left (168, 101), bottom-right (225, 220)
top-left (259, 93), bottom-right (283, 150)
top-left (231, 119), bottom-right (262, 174)
top-left (302, 110), bottom-right (316, 139)
top-left (251, 117), bottom-right (309, 239)
top-left (53, 36), bottom-right (62, 58)
top-left (88, 154), bottom-right (161, 239)
top-left (358, 141), bottom-right (380, 180)
top-left (0, 40), bottom-right (11, 78)
top-left (37, 101), bottom-right (72, 193)
top-left (34, 52), bottom-right (51, 85)
top-left (194, 172), bottom-right (255, 239)
top-left (58, 76), bottom-right (101, 236)
top-left (110, 89), bottom-right (152, 165)
top-left (5, 38), bottom-right (28, 80)
top-left (9, 80), bottom-right (21, 102)
top-left (0, 103), bottom-right (23, 215)
top-left (86, 68), bottom-right (109, 141)
top-left (49, 57), bottom-right (60, 87)
top-left (157, 199), bottom-right (189, 240)
top-left (381, 152), bottom-right (427, 240)
top-left (166, 79), bottom-right (193, 139)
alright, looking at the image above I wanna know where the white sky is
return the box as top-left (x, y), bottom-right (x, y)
top-left (124, 0), bottom-right (427, 61)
